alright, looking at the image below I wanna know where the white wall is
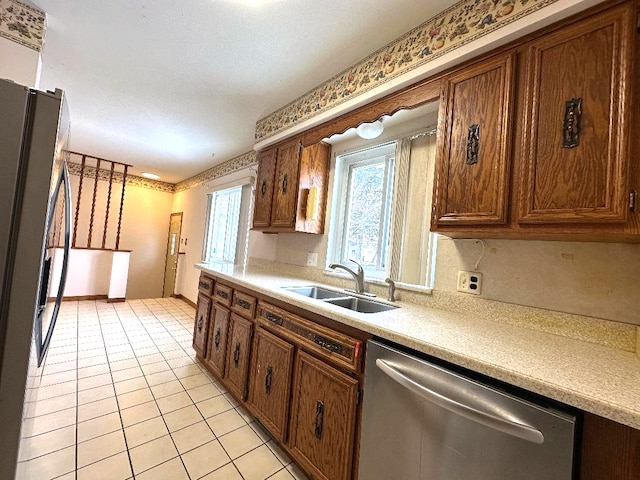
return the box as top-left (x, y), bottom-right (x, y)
top-left (68, 174), bottom-right (173, 299)
top-left (0, 37), bottom-right (41, 87)
top-left (171, 167), bottom-right (277, 304)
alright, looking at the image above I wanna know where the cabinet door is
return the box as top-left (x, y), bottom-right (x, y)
top-left (519, 4), bottom-right (634, 224)
top-left (271, 138), bottom-right (302, 228)
top-left (223, 314), bottom-right (253, 401)
top-left (253, 147), bottom-right (277, 228)
top-left (288, 350), bottom-right (359, 480)
top-left (247, 328), bottom-right (294, 442)
top-left (433, 53), bottom-right (515, 226)
top-left (192, 294), bottom-right (211, 357)
top-left (205, 305), bottom-right (230, 379)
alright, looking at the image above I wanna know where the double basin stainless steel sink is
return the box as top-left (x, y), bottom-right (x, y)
top-left (282, 285), bottom-right (398, 313)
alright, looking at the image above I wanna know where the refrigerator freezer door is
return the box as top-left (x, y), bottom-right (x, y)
top-left (0, 81), bottom-right (66, 480)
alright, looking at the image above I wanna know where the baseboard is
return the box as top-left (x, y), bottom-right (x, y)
top-left (48, 295), bottom-right (109, 302)
top-left (106, 297), bottom-right (126, 303)
top-left (174, 294), bottom-right (196, 309)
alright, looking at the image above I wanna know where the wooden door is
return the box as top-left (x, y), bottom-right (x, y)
top-left (433, 53), bottom-right (515, 226)
top-left (271, 138), bottom-right (302, 228)
top-left (223, 314), bottom-right (253, 400)
top-left (247, 328), bottom-right (294, 442)
top-left (205, 304), bottom-right (230, 379)
top-left (518, 4), bottom-right (634, 224)
top-left (192, 294), bottom-right (211, 357)
top-left (288, 350), bottom-right (359, 480)
top-left (253, 147), bottom-right (277, 228)
top-left (162, 212), bottom-right (182, 297)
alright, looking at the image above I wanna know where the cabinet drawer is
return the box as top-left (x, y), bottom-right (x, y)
top-left (257, 301), bottom-right (362, 373)
top-left (198, 275), bottom-right (215, 296)
top-left (231, 290), bottom-right (257, 319)
top-left (213, 283), bottom-right (233, 307)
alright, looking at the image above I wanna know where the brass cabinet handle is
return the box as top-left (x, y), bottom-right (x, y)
top-left (314, 400), bottom-right (324, 440)
top-left (282, 173), bottom-right (288, 194)
top-left (214, 329), bottom-right (221, 349)
top-left (466, 124), bottom-right (480, 165)
top-left (197, 315), bottom-right (203, 333)
top-left (265, 366), bottom-right (273, 395)
top-left (562, 97), bottom-right (582, 149)
top-left (260, 179), bottom-right (267, 197)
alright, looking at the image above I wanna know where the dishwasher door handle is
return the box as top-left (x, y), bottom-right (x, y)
top-left (376, 358), bottom-right (545, 444)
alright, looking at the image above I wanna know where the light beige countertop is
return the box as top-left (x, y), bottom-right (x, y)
top-left (196, 262), bottom-right (640, 430)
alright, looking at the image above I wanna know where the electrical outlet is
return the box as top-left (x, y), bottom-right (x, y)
top-left (457, 271), bottom-right (482, 295)
top-left (306, 252), bottom-right (318, 267)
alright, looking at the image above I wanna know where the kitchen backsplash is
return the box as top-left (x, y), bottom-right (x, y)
top-left (263, 232), bottom-right (640, 327)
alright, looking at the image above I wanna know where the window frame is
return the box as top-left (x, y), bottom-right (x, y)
top-left (201, 177), bottom-right (254, 266)
top-left (329, 142), bottom-right (396, 279)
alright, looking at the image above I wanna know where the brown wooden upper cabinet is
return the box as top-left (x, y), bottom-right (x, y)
top-left (518, 3), bottom-right (635, 225)
top-left (252, 138), bottom-right (330, 234)
top-left (433, 53), bottom-right (515, 227)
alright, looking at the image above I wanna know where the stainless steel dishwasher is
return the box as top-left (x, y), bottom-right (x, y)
top-left (358, 340), bottom-right (577, 480)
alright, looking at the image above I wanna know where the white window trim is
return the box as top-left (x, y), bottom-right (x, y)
top-left (202, 176), bottom-right (255, 267)
top-left (328, 142), bottom-right (396, 279)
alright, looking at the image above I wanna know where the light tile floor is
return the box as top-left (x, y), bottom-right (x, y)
top-left (17, 298), bottom-right (308, 480)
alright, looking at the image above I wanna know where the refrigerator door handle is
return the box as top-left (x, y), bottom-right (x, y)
top-left (376, 358), bottom-right (545, 444)
top-left (36, 162), bottom-right (72, 367)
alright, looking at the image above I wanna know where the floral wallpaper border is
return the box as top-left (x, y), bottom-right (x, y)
top-left (67, 150), bottom-right (257, 193)
top-left (67, 162), bottom-right (176, 194)
top-left (255, 0), bottom-right (559, 142)
top-left (174, 151), bottom-right (257, 192)
top-left (0, 0), bottom-right (45, 52)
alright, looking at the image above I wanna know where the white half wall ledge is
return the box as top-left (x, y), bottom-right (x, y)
top-left (253, 0), bottom-right (605, 151)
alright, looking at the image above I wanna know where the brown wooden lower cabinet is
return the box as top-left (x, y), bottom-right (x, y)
top-left (223, 313), bottom-right (253, 401)
top-left (581, 412), bottom-right (640, 480)
top-left (247, 328), bottom-right (294, 443)
top-left (204, 304), bottom-right (230, 378)
top-left (288, 350), bottom-right (359, 480)
top-left (192, 294), bottom-right (211, 357)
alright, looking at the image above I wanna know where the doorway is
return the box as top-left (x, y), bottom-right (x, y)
top-left (162, 212), bottom-right (183, 298)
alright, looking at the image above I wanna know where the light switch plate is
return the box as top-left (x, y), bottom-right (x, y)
top-left (457, 271), bottom-right (482, 295)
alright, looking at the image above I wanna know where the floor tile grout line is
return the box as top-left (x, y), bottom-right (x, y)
top-left (112, 300), bottom-right (196, 480)
top-left (95, 301), bottom-right (136, 479)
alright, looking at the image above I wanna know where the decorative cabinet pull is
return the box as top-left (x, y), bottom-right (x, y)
top-left (314, 401), bottom-right (325, 440)
top-left (236, 298), bottom-right (251, 310)
top-left (233, 342), bottom-right (241, 367)
top-left (466, 124), bottom-right (480, 165)
top-left (562, 97), bottom-right (582, 148)
top-left (265, 311), bottom-right (284, 326)
top-left (265, 366), bottom-right (273, 395)
top-left (216, 289), bottom-right (229, 299)
top-left (214, 329), bottom-right (221, 349)
top-left (198, 280), bottom-right (209, 290)
top-left (313, 334), bottom-right (343, 355)
top-left (282, 174), bottom-right (288, 194)
top-left (197, 315), bottom-right (203, 333)
top-left (260, 179), bottom-right (267, 197)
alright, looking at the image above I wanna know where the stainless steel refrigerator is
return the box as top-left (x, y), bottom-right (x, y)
top-left (0, 78), bottom-right (72, 480)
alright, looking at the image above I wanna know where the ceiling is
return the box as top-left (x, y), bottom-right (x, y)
top-left (34, 0), bottom-right (456, 183)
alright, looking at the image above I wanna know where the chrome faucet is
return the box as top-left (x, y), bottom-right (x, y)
top-left (329, 259), bottom-right (365, 294)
